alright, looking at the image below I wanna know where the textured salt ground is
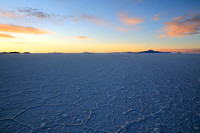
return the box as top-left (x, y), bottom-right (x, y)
top-left (0, 53), bottom-right (200, 133)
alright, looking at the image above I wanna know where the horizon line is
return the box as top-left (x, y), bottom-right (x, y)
top-left (1, 49), bottom-right (200, 54)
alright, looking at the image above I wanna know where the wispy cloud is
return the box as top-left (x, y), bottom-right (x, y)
top-left (153, 9), bottom-right (174, 21)
top-left (0, 33), bottom-right (14, 38)
top-left (18, 8), bottom-right (50, 19)
top-left (75, 36), bottom-right (88, 39)
top-left (0, 9), bottom-right (18, 18)
top-left (117, 13), bottom-right (143, 32)
top-left (0, 24), bottom-right (50, 34)
top-left (74, 36), bottom-right (93, 40)
top-left (69, 15), bottom-right (74, 18)
top-left (158, 14), bottom-right (200, 38)
top-left (17, 7), bottom-right (69, 23)
top-left (82, 14), bottom-right (107, 25)
top-left (119, 13), bottom-right (144, 25)
top-left (159, 48), bottom-right (200, 53)
top-left (64, 37), bottom-right (70, 39)
top-left (0, 7), bottom-right (70, 24)
top-left (72, 19), bottom-right (80, 22)
top-left (153, 14), bottom-right (160, 21)
top-left (116, 26), bottom-right (128, 32)
top-left (156, 34), bottom-right (167, 38)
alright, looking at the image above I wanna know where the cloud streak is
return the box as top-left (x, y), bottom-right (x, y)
top-left (75, 36), bottom-right (88, 39)
top-left (0, 10), bottom-right (18, 18)
top-left (18, 8), bottom-right (50, 19)
top-left (0, 33), bottom-right (14, 38)
top-left (17, 7), bottom-right (69, 23)
top-left (0, 24), bottom-right (50, 34)
top-left (153, 14), bottom-right (160, 21)
top-left (153, 9), bottom-right (177, 21)
top-left (82, 15), bottom-right (107, 25)
top-left (74, 36), bottom-right (93, 40)
top-left (0, 7), bottom-right (70, 24)
top-left (119, 13), bottom-right (144, 25)
top-left (72, 19), bottom-right (80, 22)
top-left (116, 13), bottom-right (143, 32)
top-left (158, 14), bottom-right (200, 37)
top-left (159, 48), bottom-right (200, 53)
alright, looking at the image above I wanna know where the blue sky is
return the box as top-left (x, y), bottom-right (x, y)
top-left (0, 0), bottom-right (200, 53)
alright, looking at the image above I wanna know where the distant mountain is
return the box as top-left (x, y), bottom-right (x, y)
top-left (83, 52), bottom-right (94, 54)
top-left (0, 52), bottom-right (32, 54)
top-left (0, 52), bottom-right (8, 54)
top-left (121, 50), bottom-right (171, 54)
top-left (139, 50), bottom-right (171, 53)
top-left (8, 52), bottom-right (20, 54)
top-left (0, 52), bottom-right (21, 54)
top-left (124, 52), bottom-right (135, 54)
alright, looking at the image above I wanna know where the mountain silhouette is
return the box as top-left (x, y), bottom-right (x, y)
top-left (139, 50), bottom-right (170, 53)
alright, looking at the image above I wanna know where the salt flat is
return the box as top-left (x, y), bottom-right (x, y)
top-left (0, 53), bottom-right (200, 132)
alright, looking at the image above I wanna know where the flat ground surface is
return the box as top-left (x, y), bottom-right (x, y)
top-left (0, 53), bottom-right (200, 133)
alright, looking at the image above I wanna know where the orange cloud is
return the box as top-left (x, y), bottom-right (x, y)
top-left (0, 10), bottom-right (18, 18)
top-left (116, 26), bottom-right (127, 32)
top-left (159, 48), bottom-right (200, 53)
top-left (0, 33), bottom-right (14, 38)
top-left (0, 24), bottom-right (50, 34)
top-left (72, 19), bottom-right (80, 22)
top-left (119, 13), bottom-right (144, 25)
top-left (155, 34), bottom-right (167, 38)
top-left (158, 14), bottom-right (200, 38)
top-left (74, 36), bottom-right (93, 40)
top-left (75, 36), bottom-right (88, 39)
top-left (153, 9), bottom-right (174, 21)
top-left (64, 37), bottom-right (70, 39)
top-left (153, 14), bottom-right (160, 21)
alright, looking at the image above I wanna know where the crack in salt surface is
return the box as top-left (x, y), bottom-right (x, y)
top-left (0, 54), bottom-right (200, 132)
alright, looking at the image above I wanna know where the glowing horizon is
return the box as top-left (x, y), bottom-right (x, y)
top-left (0, 0), bottom-right (200, 53)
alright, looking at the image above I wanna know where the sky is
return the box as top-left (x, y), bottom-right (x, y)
top-left (0, 0), bottom-right (200, 53)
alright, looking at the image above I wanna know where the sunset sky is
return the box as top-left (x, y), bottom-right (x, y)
top-left (0, 0), bottom-right (200, 53)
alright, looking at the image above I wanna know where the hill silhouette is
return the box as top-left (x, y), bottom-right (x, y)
top-left (139, 50), bottom-right (171, 53)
